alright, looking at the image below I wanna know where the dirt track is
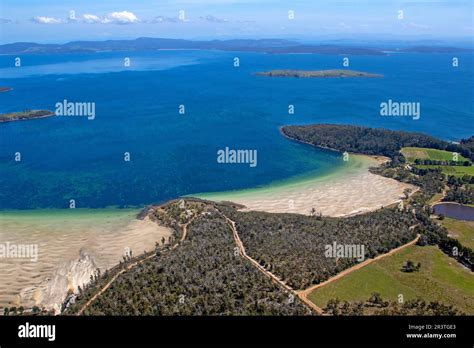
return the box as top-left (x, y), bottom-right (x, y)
top-left (76, 217), bottom-right (194, 315)
top-left (298, 234), bottom-right (421, 306)
top-left (76, 208), bottom-right (420, 316)
top-left (217, 210), bottom-right (323, 314)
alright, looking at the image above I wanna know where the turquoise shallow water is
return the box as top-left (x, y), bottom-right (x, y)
top-left (0, 50), bottom-right (473, 209)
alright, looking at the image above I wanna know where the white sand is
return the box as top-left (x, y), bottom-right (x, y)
top-left (0, 210), bottom-right (171, 311)
top-left (198, 155), bottom-right (417, 217)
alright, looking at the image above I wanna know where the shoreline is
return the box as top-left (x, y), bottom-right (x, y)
top-left (255, 69), bottom-right (383, 79)
top-left (279, 125), bottom-right (392, 163)
top-left (0, 111), bottom-right (55, 123)
top-left (194, 153), bottom-right (416, 217)
top-left (194, 128), bottom-right (414, 217)
top-left (0, 208), bottom-right (171, 312)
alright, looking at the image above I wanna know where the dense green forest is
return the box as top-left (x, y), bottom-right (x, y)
top-left (283, 124), bottom-right (474, 203)
top-left (283, 124), bottom-right (473, 270)
top-left (281, 124), bottom-right (474, 161)
top-left (460, 136), bottom-right (474, 157)
top-left (444, 175), bottom-right (474, 204)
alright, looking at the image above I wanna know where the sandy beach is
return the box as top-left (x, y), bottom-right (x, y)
top-left (0, 209), bottom-right (171, 312)
top-left (197, 154), bottom-right (417, 217)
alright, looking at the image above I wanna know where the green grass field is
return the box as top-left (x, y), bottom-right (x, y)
top-left (401, 147), bottom-right (470, 163)
top-left (415, 165), bottom-right (474, 177)
top-left (428, 192), bottom-right (444, 204)
top-left (308, 245), bottom-right (474, 314)
top-left (441, 218), bottom-right (474, 249)
top-left (401, 147), bottom-right (473, 178)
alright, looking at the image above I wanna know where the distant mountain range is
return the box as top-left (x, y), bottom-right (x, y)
top-left (0, 37), bottom-right (472, 55)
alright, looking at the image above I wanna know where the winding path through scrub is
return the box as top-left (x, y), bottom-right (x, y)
top-left (298, 233), bottom-right (421, 309)
top-left (217, 209), bottom-right (421, 315)
top-left (75, 206), bottom-right (420, 316)
top-left (216, 209), bottom-right (323, 314)
top-left (76, 217), bottom-right (195, 315)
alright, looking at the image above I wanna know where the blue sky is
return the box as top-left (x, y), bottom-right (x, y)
top-left (0, 0), bottom-right (473, 43)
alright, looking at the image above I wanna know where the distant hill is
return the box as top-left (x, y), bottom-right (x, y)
top-left (2, 38), bottom-right (471, 55)
top-left (399, 46), bottom-right (473, 53)
top-left (0, 37), bottom-right (388, 55)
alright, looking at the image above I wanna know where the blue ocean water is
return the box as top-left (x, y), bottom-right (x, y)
top-left (0, 50), bottom-right (473, 209)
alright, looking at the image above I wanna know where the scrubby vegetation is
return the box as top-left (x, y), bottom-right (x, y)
top-left (324, 294), bottom-right (464, 315)
top-left (443, 175), bottom-right (474, 204)
top-left (219, 207), bottom-right (418, 290)
top-left (255, 69), bottom-right (383, 78)
top-left (460, 136), bottom-right (474, 157)
top-left (283, 124), bottom-right (473, 271)
top-left (412, 197), bottom-right (473, 270)
top-left (0, 109), bottom-right (54, 122)
top-left (64, 125), bottom-right (473, 316)
top-left (65, 200), bottom-right (310, 315)
top-left (401, 260), bottom-right (421, 273)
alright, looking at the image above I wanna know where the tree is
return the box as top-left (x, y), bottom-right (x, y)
top-left (324, 298), bottom-right (341, 315)
top-left (401, 260), bottom-right (420, 272)
top-left (368, 292), bottom-right (383, 306)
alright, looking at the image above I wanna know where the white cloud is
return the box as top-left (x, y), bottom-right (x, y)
top-left (107, 11), bottom-right (139, 24)
top-left (147, 14), bottom-right (193, 24)
top-left (200, 15), bottom-right (228, 23)
top-left (149, 16), bottom-right (180, 23)
top-left (82, 14), bottom-right (102, 24)
top-left (32, 16), bottom-right (63, 24)
top-left (339, 22), bottom-right (351, 30)
top-left (79, 11), bottom-right (139, 24)
top-left (407, 22), bottom-right (431, 30)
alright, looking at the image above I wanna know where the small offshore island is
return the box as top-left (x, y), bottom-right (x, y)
top-left (0, 109), bottom-right (54, 123)
top-left (255, 69), bottom-right (383, 78)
